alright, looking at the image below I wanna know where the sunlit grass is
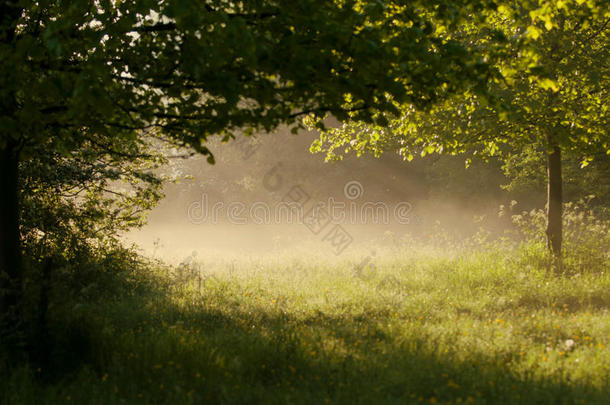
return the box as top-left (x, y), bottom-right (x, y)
top-left (2, 242), bottom-right (609, 404)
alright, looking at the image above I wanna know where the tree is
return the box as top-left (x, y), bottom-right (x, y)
top-left (20, 136), bottom-right (168, 257)
top-left (1, 0), bottom-right (501, 339)
top-left (501, 144), bottom-right (610, 207)
top-left (310, 0), bottom-right (610, 266)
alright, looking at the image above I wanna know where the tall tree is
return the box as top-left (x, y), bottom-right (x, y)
top-left (310, 0), bottom-right (610, 265)
top-left (1, 0), bottom-right (500, 337)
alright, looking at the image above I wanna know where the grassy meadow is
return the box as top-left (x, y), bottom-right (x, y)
top-left (4, 2), bottom-right (610, 403)
top-left (2, 237), bottom-right (609, 405)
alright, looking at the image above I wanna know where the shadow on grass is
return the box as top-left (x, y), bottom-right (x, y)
top-left (514, 292), bottom-right (610, 311)
top-left (2, 270), bottom-right (608, 405)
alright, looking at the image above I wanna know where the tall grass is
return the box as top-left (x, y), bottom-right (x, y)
top-left (2, 235), bottom-right (608, 404)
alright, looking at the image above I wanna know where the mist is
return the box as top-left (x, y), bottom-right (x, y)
top-left (126, 128), bottom-right (513, 262)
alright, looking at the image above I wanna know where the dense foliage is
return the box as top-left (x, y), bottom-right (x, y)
top-left (311, 1), bottom-right (609, 161)
top-left (309, 0), bottom-right (609, 259)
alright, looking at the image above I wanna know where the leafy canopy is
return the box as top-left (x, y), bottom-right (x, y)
top-left (310, 0), bottom-right (610, 167)
top-left (3, 0), bottom-right (501, 162)
top-left (0, 0), bottom-right (516, 254)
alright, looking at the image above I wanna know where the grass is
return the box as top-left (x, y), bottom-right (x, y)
top-left (1, 241), bottom-right (609, 404)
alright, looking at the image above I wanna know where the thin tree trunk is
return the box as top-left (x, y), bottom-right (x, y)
top-left (546, 140), bottom-right (563, 266)
top-left (0, 139), bottom-right (22, 339)
top-left (1, 1), bottom-right (25, 341)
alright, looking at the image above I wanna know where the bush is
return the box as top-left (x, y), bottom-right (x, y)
top-left (507, 197), bottom-right (609, 273)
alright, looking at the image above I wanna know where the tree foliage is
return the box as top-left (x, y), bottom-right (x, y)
top-left (309, 0), bottom-right (609, 262)
top-left (2, 0), bottom-right (502, 161)
top-left (20, 136), bottom-right (168, 259)
top-left (311, 0), bottom-right (609, 163)
top-left (0, 0), bottom-right (513, 255)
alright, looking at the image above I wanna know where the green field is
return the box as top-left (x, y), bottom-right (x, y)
top-left (2, 241), bottom-right (608, 405)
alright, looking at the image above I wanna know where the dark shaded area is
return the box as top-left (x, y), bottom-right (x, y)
top-left (2, 255), bottom-right (607, 405)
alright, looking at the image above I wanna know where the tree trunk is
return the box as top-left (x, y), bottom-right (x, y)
top-left (545, 141), bottom-right (562, 266)
top-left (0, 139), bottom-right (22, 339)
top-left (1, 1), bottom-right (25, 347)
